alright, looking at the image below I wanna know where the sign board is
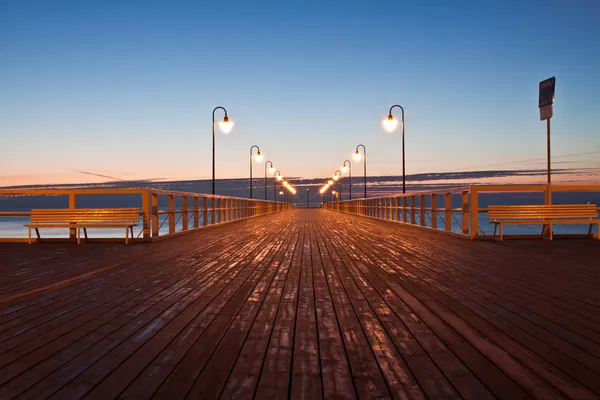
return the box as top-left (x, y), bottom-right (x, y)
top-left (539, 77), bottom-right (556, 108)
top-left (540, 104), bottom-right (553, 121)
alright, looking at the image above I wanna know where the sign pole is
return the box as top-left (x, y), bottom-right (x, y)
top-left (546, 118), bottom-right (551, 205)
top-left (538, 76), bottom-right (555, 207)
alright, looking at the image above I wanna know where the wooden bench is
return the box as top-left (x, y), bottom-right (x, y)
top-left (25, 208), bottom-right (140, 244)
top-left (488, 204), bottom-right (599, 241)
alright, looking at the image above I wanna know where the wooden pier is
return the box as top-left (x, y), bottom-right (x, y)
top-left (1, 209), bottom-right (600, 399)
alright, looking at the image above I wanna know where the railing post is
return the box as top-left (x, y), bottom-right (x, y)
top-left (445, 193), bottom-right (452, 232)
top-left (431, 194), bottom-right (437, 229)
top-left (182, 196), bottom-right (189, 231)
top-left (216, 198), bottom-right (221, 223)
top-left (227, 199), bottom-right (231, 222)
top-left (168, 195), bottom-right (175, 233)
top-left (402, 196), bottom-right (408, 222)
top-left (194, 197), bottom-right (200, 228)
top-left (68, 192), bottom-right (77, 241)
top-left (151, 192), bottom-right (159, 237)
top-left (142, 190), bottom-right (151, 241)
top-left (470, 188), bottom-right (479, 239)
top-left (203, 196), bottom-right (209, 226)
top-left (410, 196), bottom-right (416, 224)
top-left (419, 195), bottom-right (426, 226)
top-left (462, 191), bottom-right (469, 235)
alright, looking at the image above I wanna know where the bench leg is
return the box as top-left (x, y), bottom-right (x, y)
top-left (83, 228), bottom-right (88, 241)
top-left (493, 223), bottom-right (497, 239)
top-left (125, 227), bottom-right (129, 244)
top-left (35, 228), bottom-right (40, 240)
top-left (500, 224), bottom-right (504, 241)
top-left (549, 223), bottom-right (553, 240)
top-left (77, 227), bottom-right (80, 245)
top-left (130, 226), bottom-right (134, 243)
top-left (28, 227), bottom-right (32, 245)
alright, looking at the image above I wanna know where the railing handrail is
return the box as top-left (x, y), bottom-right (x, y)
top-left (0, 187), bottom-right (290, 203)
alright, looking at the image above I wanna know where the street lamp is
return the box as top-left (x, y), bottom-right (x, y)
top-left (353, 144), bottom-right (367, 198)
top-left (264, 161), bottom-right (275, 200)
top-left (306, 188), bottom-right (309, 207)
top-left (212, 106), bottom-right (234, 195)
top-left (249, 145), bottom-right (263, 199)
top-left (342, 160), bottom-right (352, 199)
top-left (334, 170), bottom-right (342, 201)
top-left (383, 104), bottom-right (406, 193)
top-left (279, 191), bottom-right (284, 202)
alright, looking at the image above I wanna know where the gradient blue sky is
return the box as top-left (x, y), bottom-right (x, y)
top-left (1, 0), bottom-right (600, 186)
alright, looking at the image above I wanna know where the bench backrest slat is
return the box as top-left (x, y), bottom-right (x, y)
top-left (30, 208), bottom-right (140, 224)
top-left (488, 204), bottom-right (598, 220)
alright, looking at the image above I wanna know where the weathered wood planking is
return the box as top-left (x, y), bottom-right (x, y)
top-left (0, 209), bottom-right (599, 399)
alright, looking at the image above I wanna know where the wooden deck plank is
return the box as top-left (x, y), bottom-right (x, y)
top-left (311, 220), bottom-right (392, 399)
top-left (340, 215), bottom-right (600, 397)
top-left (325, 211), bottom-right (600, 399)
top-left (320, 224), bottom-right (468, 399)
top-left (0, 209), bottom-right (599, 399)
top-left (88, 218), bottom-right (298, 400)
top-left (0, 221), bottom-right (279, 386)
top-left (307, 220), bottom-right (356, 400)
top-left (253, 219), bottom-right (306, 399)
top-left (1, 219), bottom-right (290, 399)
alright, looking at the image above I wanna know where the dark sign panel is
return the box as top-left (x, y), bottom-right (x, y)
top-left (539, 77), bottom-right (556, 108)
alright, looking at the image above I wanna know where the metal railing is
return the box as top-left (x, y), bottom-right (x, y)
top-left (0, 188), bottom-right (290, 243)
top-left (324, 184), bottom-right (600, 240)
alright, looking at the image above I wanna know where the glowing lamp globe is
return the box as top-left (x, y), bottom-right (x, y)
top-left (254, 152), bottom-right (263, 162)
top-left (341, 166), bottom-right (348, 173)
top-left (328, 180), bottom-right (333, 185)
top-left (269, 166), bottom-right (276, 174)
top-left (353, 151), bottom-right (361, 161)
top-left (333, 175), bottom-right (339, 181)
top-left (382, 116), bottom-right (398, 133)
top-left (218, 116), bottom-right (234, 134)
top-left (276, 175), bottom-right (283, 181)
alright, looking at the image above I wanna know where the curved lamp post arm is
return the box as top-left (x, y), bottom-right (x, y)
top-left (274, 170), bottom-right (281, 201)
top-left (388, 104), bottom-right (406, 194)
top-left (249, 145), bottom-right (261, 199)
top-left (264, 160), bottom-right (274, 200)
top-left (343, 159), bottom-right (352, 200)
top-left (211, 106), bottom-right (229, 195)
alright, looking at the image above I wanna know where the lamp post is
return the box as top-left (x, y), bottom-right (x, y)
top-left (342, 160), bottom-right (351, 200)
top-left (212, 106), bottom-right (234, 195)
top-left (274, 170), bottom-right (283, 200)
top-left (306, 188), bottom-right (309, 207)
top-left (264, 161), bottom-right (275, 200)
top-left (249, 145), bottom-right (263, 199)
top-left (279, 191), bottom-right (284, 202)
top-left (383, 104), bottom-right (406, 193)
top-left (333, 170), bottom-right (342, 201)
top-left (353, 144), bottom-right (367, 198)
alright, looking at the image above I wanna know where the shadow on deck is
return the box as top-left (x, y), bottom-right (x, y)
top-left (1, 209), bottom-right (600, 399)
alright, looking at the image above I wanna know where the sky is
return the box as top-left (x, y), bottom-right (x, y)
top-left (1, 0), bottom-right (600, 187)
